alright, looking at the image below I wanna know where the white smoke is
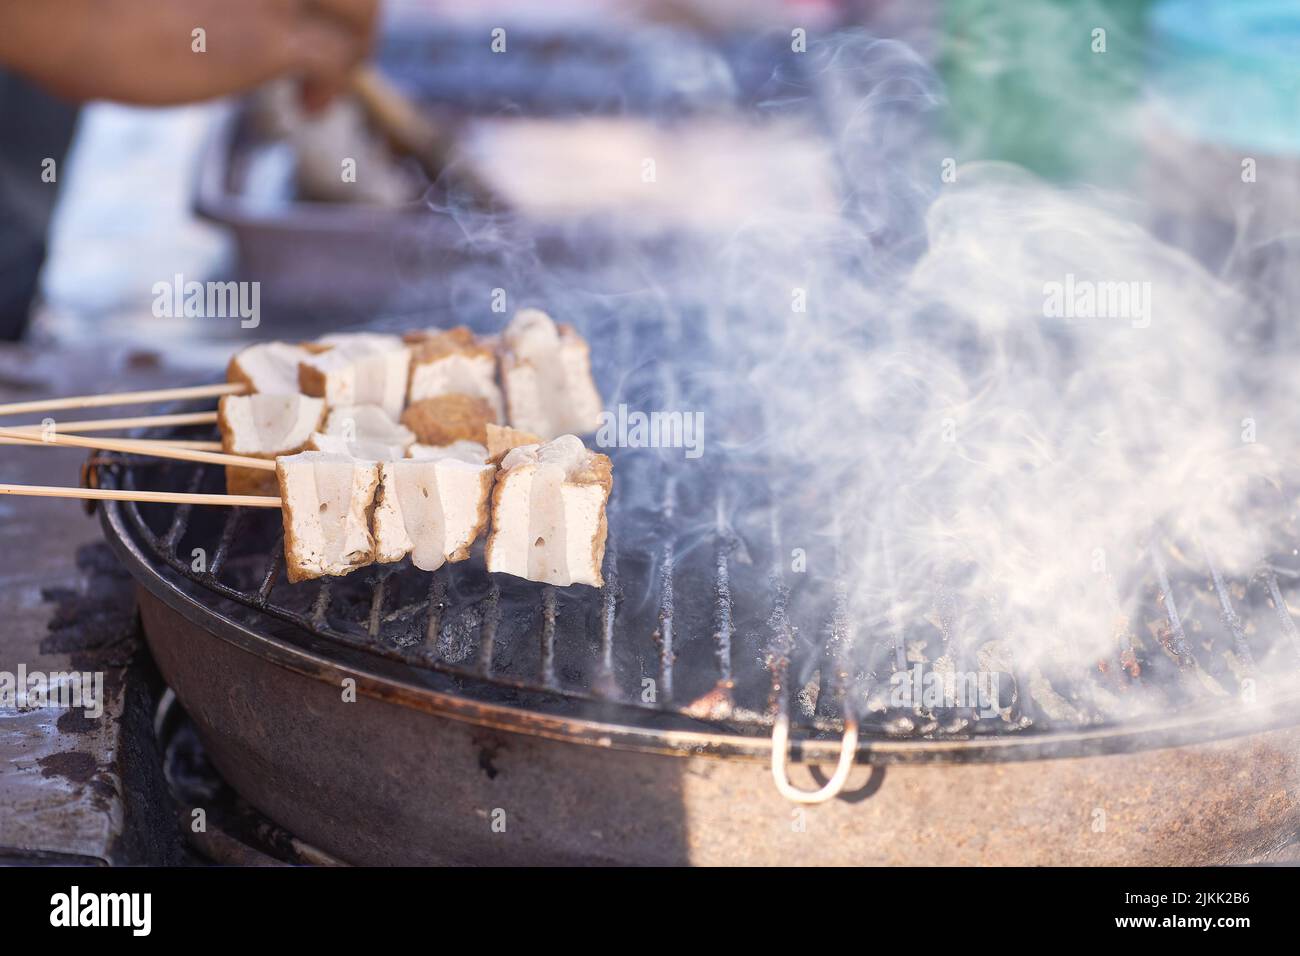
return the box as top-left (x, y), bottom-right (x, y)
top-left (732, 72), bottom-right (1298, 717)
top-left (397, 27), bottom-right (1300, 721)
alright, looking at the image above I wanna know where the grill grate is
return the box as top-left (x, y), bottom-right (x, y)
top-left (96, 409), bottom-right (1300, 744)
top-left (109, 447), bottom-right (838, 735)
top-left (87, 23), bottom-right (1300, 756)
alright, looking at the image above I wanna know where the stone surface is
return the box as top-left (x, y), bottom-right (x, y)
top-left (0, 342), bottom-right (189, 864)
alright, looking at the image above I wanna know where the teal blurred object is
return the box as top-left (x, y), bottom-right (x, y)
top-left (1148, 0), bottom-right (1300, 155)
top-left (940, 0), bottom-right (1154, 184)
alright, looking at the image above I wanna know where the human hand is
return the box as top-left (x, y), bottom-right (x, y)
top-left (0, 0), bottom-right (379, 108)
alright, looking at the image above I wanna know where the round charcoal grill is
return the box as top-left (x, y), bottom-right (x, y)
top-left (94, 387), bottom-right (1300, 865)
top-left (79, 17), bottom-right (1300, 863)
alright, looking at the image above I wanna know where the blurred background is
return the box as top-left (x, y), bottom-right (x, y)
top-left (3, 0), bottom-right (1298, 367)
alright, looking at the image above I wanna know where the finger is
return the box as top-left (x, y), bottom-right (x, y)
top-left (282, 16), bottom-right (371, 112)
top-left (281, 17), bottom-right (366, 82)
top-left (301, 0), bottom-right (380, 40)
top-left (299, 76), bottom-right (347, 113)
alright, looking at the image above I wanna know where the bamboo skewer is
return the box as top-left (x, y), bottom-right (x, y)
top-left (0, 411), bottom-right (221, 449)
top-left (0, 427), bottom-right (275, 471)
top-left (3, 411), bottom-right (218, 432)
top-left (0, 382), bottom-right (246, 418)
top-left (0, 483), bottom-right (280, 508)
top-left (0, 411), bottom-right (222, 449)
top-left (0, 435), bottom-right (222, 450)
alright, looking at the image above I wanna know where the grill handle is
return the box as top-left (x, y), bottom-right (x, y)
top-left (770, 712), bottom-right (860, 804)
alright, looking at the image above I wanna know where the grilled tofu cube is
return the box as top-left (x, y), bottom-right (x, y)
top-left (307, 404), bottom-right (414, 460)
top-left (408, 440), bottom-right (491, 464)
top-left (498, 309), bottom-right (603, 439)
top-left (219, 394), bottom-right (326, 496)
top-left (227, 341), bottom-right (322, 395)
top-left (484, 422), bottom-right (541, 463)
top-left (316, 404), bottom-right (414, 455)
top-left (307, 433), bottom-right (405, 461)
top-left (485, 435), bottom-right (612, 588)
top-left (372, 447), bottom-right (496, 571)
top-left (405, 326), bottom-right (504, 418)
top-left (400, 393), bottom-right (496, 447)
top-left (317, 332), bottom-right (407, 353)
top-left (299, 334), bottom-right (411, 418)
top-left (277, 451), bottom-right (380, 582)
